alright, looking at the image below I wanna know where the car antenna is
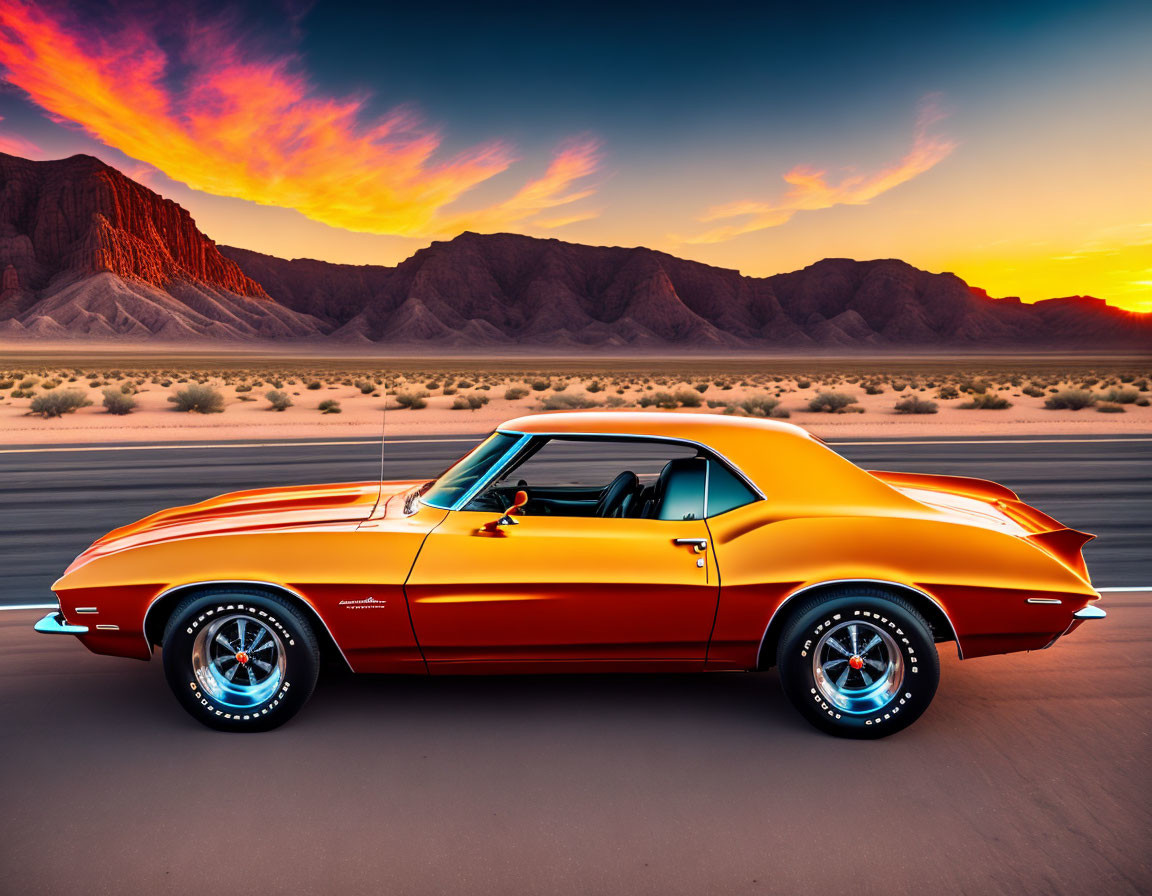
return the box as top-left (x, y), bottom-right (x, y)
top-left (377, 385), bottom-right (387, 514)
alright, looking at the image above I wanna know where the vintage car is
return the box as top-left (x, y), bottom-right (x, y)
top-left (35, 412), bottom-right (1105, 737)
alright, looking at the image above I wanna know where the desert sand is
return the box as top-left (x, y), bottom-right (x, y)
top-left (1, 353), bottom-right (1148, 445)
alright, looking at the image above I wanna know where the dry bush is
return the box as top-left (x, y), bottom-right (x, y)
top-left (395, 390), bottom-right (429, 410)
top-left (265, 390), bottom-right (292, 411)
top-left (540, 392), bottom-right (599, 410)
top-left (451, 394), bottom-right (490, 411)
top-left (1096, 403), bottom-right (1125, 414)
top-left (959, 393), bottom-right (1012, 410)
top-left (30, 389), bottom-right (92, 417)
top-left (808, 392), bottom-right (859, 413)
top-left (101, 387), bottom-right (136, 415)
top-left (639, 391), bottom-right (679, 409)
top-left (1045, 390), bottom-right (1096, 411)
top-left (318, 399), bottom-right (342, 414)
top-left (504, 387), bottom-right (529, 400)
top-left (674, 389), bottom-right (703, 408)
top-left (169, 384), bottom-right (225, 413)
top-left (1102, 387), bottom-right (1139, 404)
top-left (894, 395), bottom-right (938, 415)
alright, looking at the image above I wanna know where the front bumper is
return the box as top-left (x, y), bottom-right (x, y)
top-left (34, 611), bottom-right (88, 635)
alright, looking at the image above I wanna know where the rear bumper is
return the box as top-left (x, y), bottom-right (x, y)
top-left (34, 611), bottom-right (88, 635)
top-left (1044, 602), bottom-right (1106, 648)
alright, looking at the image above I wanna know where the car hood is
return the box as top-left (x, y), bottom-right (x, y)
top-left (65, 480), bottom-right (423, 573)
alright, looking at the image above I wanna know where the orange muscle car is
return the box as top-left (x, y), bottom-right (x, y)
top-left (35, 412), bottom-right (1105, 737)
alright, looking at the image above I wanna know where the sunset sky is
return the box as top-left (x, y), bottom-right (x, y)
top-left (0, 0), bottom-right (1149, 310)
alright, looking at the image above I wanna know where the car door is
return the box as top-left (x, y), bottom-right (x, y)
top-left (403, 437), bottom-right (720, 671)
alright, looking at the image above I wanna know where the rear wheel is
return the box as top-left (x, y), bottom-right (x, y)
top-left (162, 590), bottom-right (320, 731)
top-left (777, 587), bottom-right (940, 738)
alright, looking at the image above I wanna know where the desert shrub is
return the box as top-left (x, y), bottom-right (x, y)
top-left (1136, 398), bottom-right (1150, 407)
top-left (101, 387), bottom-right (136, 415)
top-left (891, 381), bottom-right (908, 392)
top-left (1102, 387), bottom-right (1139, 404)
top-left (959, 392), bottom-right (1012, 410)
top-left (395, 390), bottom-right (429, 409)
top-left (674, 389), bottom-right (703, 408)
top-left (18, 377), bottom-right (37, 390)
top-left (706, 399), bottom-right (726, 408)
top-left (1133, 379), bottom-right (1148, 391)
top-left (442, 386), bottom-right (458, 395)
top-left (936, 384), bottom-right (960, 400)
top-left (863, 381), bottom-right (884, 395)
top-left (551, 380), bottom-right (569, 392)
top-left (530, 379), bottom-right (550, 391)
top-left (424, 380), bottom-right (440, 390)
top-left (540, 392), bottom-right (599, 410)
top-left (795, 379), bottom-right (811, 389)
top-left (738, 394), bottom-right (789, 418)
top-left (318, 399), bottom-right (342, 414)
top-left (168, 384), bottom-right (225, 413)
top-left (0, 379), bottom-right (13, 390)
top-left (456, 379), bottom-right (474, 389)
top-left (451, 394), bottom-right (490, 411)
top-left (894, 395), bottom-right (938, 415)
top-left (355, 380), bottom-right (375, 394)
top-left (808, 391), bottom-right (858, 413)
top-left (1044, 389), bottom-right (1096, 411)
top-left (1096, 403), bottom-right (1125, 414)
top-left (959, 378), bottom-right (990, 394)
top-left (265, 390), bottom-right (292, 411)
top-left (29, 389), bottom-right (92, 418)
top-left (693, 382), bottom-right (710, 393)
top-left (504, 387), bottom-right (529, 400)
top-left (306, 380), bottom-right (322, 390)
top-left (605, 396), bottom-right (627, 407)
top-left (1022, 385), bottom-right (1046, 397)
top-left (639, 391), bottom-right (679, 409)
top-left (235, 383), bottom-right (252, 393)
top-left (586, 380), bottom-right (604, 393)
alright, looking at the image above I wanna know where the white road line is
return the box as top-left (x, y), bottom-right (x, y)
top-left (0, 438), bottom-right (477, 455)
top-left (1097, 587), bottom-right (1152, 593)
top-left (0, 435), bottom-right (1149, 454)
top-left (0, 604), bottom-right (58, 611)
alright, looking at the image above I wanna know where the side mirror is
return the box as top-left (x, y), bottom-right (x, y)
top-left (481, 490), bottom-right (529, 533)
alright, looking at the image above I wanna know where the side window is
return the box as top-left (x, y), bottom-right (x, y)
top-left (464, 437), bottom-right (699, 518)
top-left (706, 460), bottom-right (758, 517)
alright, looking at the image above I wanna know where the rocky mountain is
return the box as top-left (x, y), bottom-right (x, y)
top-left (0, 152), bottom-right (1147, 349)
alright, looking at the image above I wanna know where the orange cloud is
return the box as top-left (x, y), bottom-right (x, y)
top-left (682, 97), bottom-right (955, 244)
top-left (0, 1), bottom-right (600, 237)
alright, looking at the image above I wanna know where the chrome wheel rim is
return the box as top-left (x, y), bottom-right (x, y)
top-left (812, 620), bottom-right (904, 714)
top-left (191, 614), bottom-right (286, 709)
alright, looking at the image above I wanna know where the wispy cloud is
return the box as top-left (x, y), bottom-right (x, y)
top-left (680, 96), bottom-right (955, 244)
top-left (0, 0), bottom-right (601, 237)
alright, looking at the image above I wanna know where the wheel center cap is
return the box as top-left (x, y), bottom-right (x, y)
top-left (848, 655), bottom-right (864, 670)
top-left (235, 651), bottom-right (250, 665)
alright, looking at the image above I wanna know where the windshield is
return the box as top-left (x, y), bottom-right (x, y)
top-left (422, 431), bottom-right (521, 509)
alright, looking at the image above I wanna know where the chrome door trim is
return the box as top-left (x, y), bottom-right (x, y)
top-left (141, 579), bottom-right (353, 671)
top-left (755, 578), bottom-right (964, 667)
top-left (447, 433), bottom-right (533, 511)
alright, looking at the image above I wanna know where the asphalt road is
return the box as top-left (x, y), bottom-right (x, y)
top-left (1, 435), bottom-right (1149, 894)
top-left (0, 434), bottom-right (1148, 606)
top-left (1, 595), bottom-right (1148, 895)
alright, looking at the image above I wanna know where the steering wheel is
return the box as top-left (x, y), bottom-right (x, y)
top-left (596, 471), bottom-right (639, 518)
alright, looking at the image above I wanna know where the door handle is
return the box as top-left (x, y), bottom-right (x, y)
top-left (673, 538), bottom-right (708, 552)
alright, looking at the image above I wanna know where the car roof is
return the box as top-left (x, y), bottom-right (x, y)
top-left (497, 411), bottom-right (916, 514)
top-left (499, 410), bottom-right (812, 442)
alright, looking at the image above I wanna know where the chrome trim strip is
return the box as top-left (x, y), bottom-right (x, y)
top-left (141, 580), bottom-right (354, 671)
top-left (486, 429), bottom-right (767, 505)
top-left (34, 612), bottom-right (88, 635)
top-left (1073, 605), bottom-right (1106, 619)
top-left (755, 578), bottom-right (964, 667)
top-left (95, 624), bottom-right (120, 631)
top-left (447, 433), bottom-right (533, 511)
top-left (1026, 598), bottom-right (1063, 605)
top-left (75, 607), bottom-right (99, 614)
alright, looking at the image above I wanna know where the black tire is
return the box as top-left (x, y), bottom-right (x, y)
top-left (162, 589), bottom-right (320, 732)
top-left (777, 587), bottom-right (940, 739)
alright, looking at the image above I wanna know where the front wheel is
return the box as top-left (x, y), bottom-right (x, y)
top-left (162, 590), bottom-right (320, 731)
top-left (777, 587), bottom-right (940, 738)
